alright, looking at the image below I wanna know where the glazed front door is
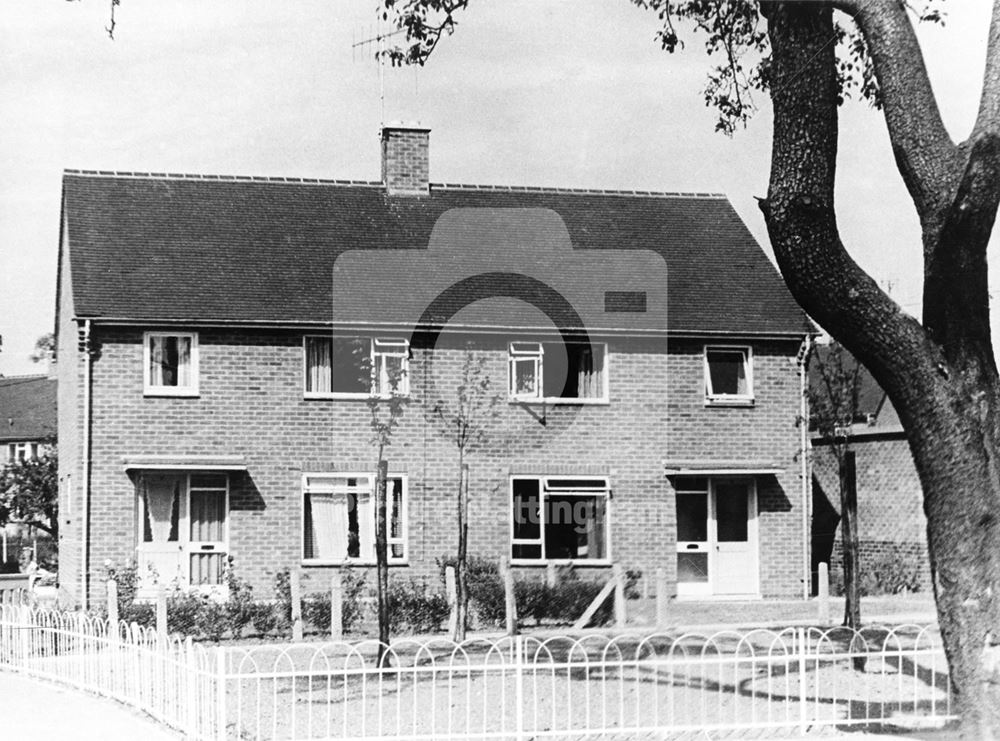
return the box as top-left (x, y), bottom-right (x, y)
top-left (712, 480), bottom-right (758, 596)
top-left (675, 477), bottom-right (759, 597)
top-left (135, 474), bottom-right (185, 591)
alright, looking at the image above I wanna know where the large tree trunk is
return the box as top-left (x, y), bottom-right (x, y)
top-left (761, 2), bottom-right (1000, 734)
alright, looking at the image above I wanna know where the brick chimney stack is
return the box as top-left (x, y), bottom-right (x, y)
top-left (380, 124), bottom-right (430, 196)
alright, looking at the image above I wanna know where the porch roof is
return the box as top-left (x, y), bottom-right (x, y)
top-left (663, 459), bottom-right (785, 476)
top-left (121, 454), bottom-right (247, 472)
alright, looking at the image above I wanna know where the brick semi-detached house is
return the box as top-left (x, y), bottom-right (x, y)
top-left (56, 125), bottom-right (813, 609)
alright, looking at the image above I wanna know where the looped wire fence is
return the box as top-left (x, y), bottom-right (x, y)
top-left (0, 603), bottom-right (955, 740)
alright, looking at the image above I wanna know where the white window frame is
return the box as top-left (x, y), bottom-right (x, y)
top-left (6, 442), bottom-right (38, 463)
top-left (507, 341), bottom-right (609, 404)
top-left (509, 474), bottom-right (612, 565)
top-left (144, 331), bottom-right (199, 397)
top-left (704, 345), bottom-right (754, 405)
top-left (373, 338), bottom-right (410, 398)
top-left (301, 472), bottom-right (408, 565)
top-left (303, 336), bottom-right (410, 400)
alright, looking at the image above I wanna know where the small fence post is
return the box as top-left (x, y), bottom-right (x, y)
top-left (156, 583), bottom-right (168, 644)
top-left (215, 646), bottom-right (227, 741)
top-left (514, 633), bottom-right (525, 740)
top-left (185, 636), bottom-right (197, 737)
top-left (290, 569), bottom-right (303, 642)
top-left (330, 573), bottom-right (343, 640)
top-left (655, 567), bottom-right (669, 628)
top-left (613, 563), bottom-right (627, 629)
top-left (545, 564), bottom-right (557, 589)
top-left (445, 565), bottom-right (458, 639)
top-left (818, 562), bottom-right (830, 626)
top-left (798, 627), bottom-right (808, 734)
top-left (501, 556), bottom-right (518, 636)
top-left (106, 578), bottom-right (118, 628)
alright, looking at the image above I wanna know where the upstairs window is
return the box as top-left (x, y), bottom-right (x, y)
top-left (6, 442), bottom-right (38, 463)
top-left (508, 342), bottom-right (607, 402)
top-left (144, 332), bottom-right (198, 396)
top-left (704, 346), bottom-right (753, 404)
top-left (305, 336), bottom-right (409, 398)
top-left (303, 474), bottom-right (406, 563)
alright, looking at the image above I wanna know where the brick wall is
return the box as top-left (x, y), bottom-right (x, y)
top-left (811, 435), bottom-right (931, 592)
top-left (380, 126), bottom-right (429, 195)
top-left (60, 328), bottom-right (806, 605)
top-left (56, 235), bottom-right (84, 607)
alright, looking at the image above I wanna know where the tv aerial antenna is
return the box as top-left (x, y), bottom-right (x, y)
top-left (352, 23), bottom-right (407, 127)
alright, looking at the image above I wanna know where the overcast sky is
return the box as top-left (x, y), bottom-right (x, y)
top-left (0, 0), bottom-right (994, 376)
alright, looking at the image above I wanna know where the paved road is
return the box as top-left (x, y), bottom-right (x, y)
top-left (0, 670), bottom-right (180, 740)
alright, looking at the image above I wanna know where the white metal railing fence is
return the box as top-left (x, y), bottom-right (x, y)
top-left (220, 625), bottom-right (956, 740)
top-left (0, 603), bottom-right (218, 739)
top-left (0, 605), bottom-right (957, 740)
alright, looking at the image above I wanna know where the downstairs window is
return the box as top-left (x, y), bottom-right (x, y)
top-left (303, 474), bottom-right (406, 562)
top-left (510, 476), bottom-right (609, 561)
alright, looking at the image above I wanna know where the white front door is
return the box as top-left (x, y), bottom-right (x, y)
top-left (135, 475), bottom-right (186, 592)
top-left (135, 473), bottom-right (229, 597)
top-left (675, 478), bottom-right (758, 597)
top-left (711, 480), bottom-right (758, 596)
top-left (187, 475), bottom-right (229, 591)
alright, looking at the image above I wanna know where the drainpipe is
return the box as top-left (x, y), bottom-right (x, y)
top-left (797, 335), bottom-right (812, 600)
top-left (80, 320), bottom-right (93, 611)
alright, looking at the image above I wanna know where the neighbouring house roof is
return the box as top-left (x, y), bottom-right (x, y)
top-left (0, 375), bottom-right (57, 444)
top-left (60, 171), bottom-right (811, 337)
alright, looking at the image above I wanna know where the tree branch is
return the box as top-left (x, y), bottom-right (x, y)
top-left (830, 0), bottom-right (960, 217)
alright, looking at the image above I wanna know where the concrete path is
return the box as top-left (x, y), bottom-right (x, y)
top-left (0, 669), bottom-right (180, 740)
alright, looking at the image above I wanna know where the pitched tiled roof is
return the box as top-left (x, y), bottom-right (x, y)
top-left (0, 375), bottom-right (57, 443)
top-left (61, 171), bottom-right (810, 336)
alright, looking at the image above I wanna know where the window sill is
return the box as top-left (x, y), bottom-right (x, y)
top-left (510, 559), bottom-right (613, 567)
top-left (304, 393), bottom-right (411, 401)
top-left (302, 560), bottom-right (409, 567)
top-left (144, 388), bottom-right (199, 398)
top-left (509, 398), bottom-right (610, 406)
top-left (704, 397), bottom-right (755, 408)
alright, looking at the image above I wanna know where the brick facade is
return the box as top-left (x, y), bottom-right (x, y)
top-left (811, 434), bottom-right (931, 592)
top-left (58, 325), bottom-right (807, 606)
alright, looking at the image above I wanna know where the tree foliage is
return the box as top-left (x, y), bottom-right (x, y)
top-left (0, 449), bottom-right (58, 539)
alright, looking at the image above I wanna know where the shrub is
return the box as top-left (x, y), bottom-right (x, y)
top-left (624, 569), bottom-right (643, 600)
top-left (274, 568), bottom-right (292, 621)
top-left (101, 558), bottom-right (143, 619)
top-left (304, 568), bottom-right (368, 635)
top-left (830, 550), bottom-right (923, 597)
top-left (250, 602), bottom-right (280, 636)
top-left (514, 579), bottom-right (549, 625)
top-left (438, 555), bottom-right (506, 628)
top-left (166, 589), bottom-right (207, 636)
top-left (120, 601), bottom-right (156, 628)
top-left (224, 558), bottom-right (255, 638)
top-left (388, 580), bottom-right (450, 634)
